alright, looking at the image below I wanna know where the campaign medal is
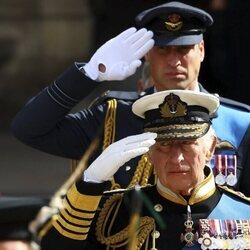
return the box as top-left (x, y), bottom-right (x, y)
top-left (180, 205), bottom-right (198, 247)
top-left (226, 172), bottom-right (237, 186)
top-left (199, 219), bottom-right (250, 249)
top-left (198, 233), bottom-right (213, 249)
top-left (215, 172), bottom-right (226, 185)
top-left (226, 154), bottom-right (237, 186)
top-left (198, 220), bottom-right (215, 249)
top-left (213, 155), bottom-right (226, 185)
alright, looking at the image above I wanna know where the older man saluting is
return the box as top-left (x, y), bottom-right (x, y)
top-left (40, 90), bottom-right (250, 250)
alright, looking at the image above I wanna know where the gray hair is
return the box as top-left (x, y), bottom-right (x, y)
top-left (203, 126), bottom-right (216, 147)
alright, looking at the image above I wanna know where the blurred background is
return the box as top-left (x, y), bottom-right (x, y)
top-left (1, 0), bottom-right (250, 197)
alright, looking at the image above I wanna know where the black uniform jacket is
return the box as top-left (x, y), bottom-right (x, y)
top-left (40, 168), bottom-right (250, 250)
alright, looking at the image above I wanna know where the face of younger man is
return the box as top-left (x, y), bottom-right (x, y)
top-left (145, 42), bottom-right (205, 92)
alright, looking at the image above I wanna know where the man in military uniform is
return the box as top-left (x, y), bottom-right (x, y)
top-left (40, 90), bottom-right (250, 250)
top-left (11, 2), bottom-right (250, 195)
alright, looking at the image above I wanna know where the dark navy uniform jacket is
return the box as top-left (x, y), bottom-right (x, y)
top-left (11, 64), bottom-right (250, 196)
top-left (40, 168), bottom-right (250, 250)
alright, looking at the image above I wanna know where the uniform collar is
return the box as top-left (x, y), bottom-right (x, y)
top-left (156, 166), bottom-right (216, 206)
top-left (145, 83), bottom-right (201, 94)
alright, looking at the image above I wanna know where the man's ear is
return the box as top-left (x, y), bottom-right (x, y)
top-left (206, 136), bottom-right (217, 161)
top-left (199, 41), bottom-right (205, 62)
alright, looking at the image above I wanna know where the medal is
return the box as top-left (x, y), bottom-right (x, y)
top-left (214, 237), bottom-right (224, 249)
top-left (198, 233), bottom-right (214, 249)
top-left (214, 155), bottom-right (226, 185)
top-left (226, 172), bottom-right (237, 186)
top-left (180, 205), bottom-right (198, 247)
top-left (199, 219), bottom-right (250, 249)
top-left (215, 172), bottom-right (226, 185)
top-left (226, 155), bottom-right (237, 186)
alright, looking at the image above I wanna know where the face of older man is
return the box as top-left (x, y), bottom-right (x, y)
top-left (149, 136), bottom-right (216, 196)
top-left (145, 42), bottom-right (205, 92)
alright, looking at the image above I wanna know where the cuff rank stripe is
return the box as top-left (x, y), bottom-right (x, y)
top-left (53, 81), bottom-right (79, 102)
top-left (52, 184), bottom-right (102, 240)
top-left (53, 215), bottom-right (89, 240)
top-left (58, 212), bottom-right (91, 228)
top-left (60, 208), bottom-right (92, 226)
top-left (63, 196), bottom-right (97, 218)
top-left (66, 184), bottom-right (102, 212)
top-left (62, 206), bottom-right (94, 221)
top-left (46, 81), bottom-right (79, 109)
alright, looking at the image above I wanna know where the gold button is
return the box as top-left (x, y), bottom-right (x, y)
top-left (154, 204), bottom-right (163, 212)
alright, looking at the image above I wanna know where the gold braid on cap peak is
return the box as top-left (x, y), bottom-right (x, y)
top-left (159, 93), bottom-right (187, 118)
top-left (95, 193), bottom-right (156, 249)
top-left (103, 99), bottom-right (156, 190)
top-left (145, 123), bottom-right (209, 139)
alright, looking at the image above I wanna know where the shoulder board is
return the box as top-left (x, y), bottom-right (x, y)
top-left (219, 96), bottom-right (250, 112)
top-left (103, 184), bottom-right (154, 196)
top-left (218, 185), bottom-right (250, 203)
top-left (89, 90), bottom-right (139, 107)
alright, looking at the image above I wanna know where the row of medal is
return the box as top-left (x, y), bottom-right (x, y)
top-left (198, 219), bottom-right (250, 250)
top-left (210, 154), bottom-right (237, 186)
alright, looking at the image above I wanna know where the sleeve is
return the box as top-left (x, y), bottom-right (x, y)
top-left (11, 63), bottom-right (106, 159)
top-left (40, 180), bottom-right (110, 250)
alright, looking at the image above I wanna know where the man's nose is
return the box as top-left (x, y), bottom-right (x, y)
top-left (169, 145), bottom-right (184, 163)
top-left (166, 50), bottom-right (181, 67)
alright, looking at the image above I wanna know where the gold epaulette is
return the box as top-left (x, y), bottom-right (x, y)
top-left (218, 185), bottom-right (250, 203)
top-left (95, 192), bottom-right (155, 249)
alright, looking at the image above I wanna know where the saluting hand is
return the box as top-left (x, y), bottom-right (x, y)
top-left (83, 132), bottom-right (156, 183)
top-left (83, 27), bottom-right (154, 81)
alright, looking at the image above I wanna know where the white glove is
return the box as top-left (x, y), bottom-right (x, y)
top-left (83, 132), bottom-right (157, 183)
top-left (83, 27), bottom-right (154, 81)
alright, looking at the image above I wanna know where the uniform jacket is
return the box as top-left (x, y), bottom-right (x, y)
top-left (11, 64), bottom-right (250, 195)
top-left (40, 167), bottom-right (250, 250)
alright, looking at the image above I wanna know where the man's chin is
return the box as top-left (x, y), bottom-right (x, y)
top-left (159, 81), bottom-right (191, 91)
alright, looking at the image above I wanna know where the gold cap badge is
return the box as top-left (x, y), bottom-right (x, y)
top-left (159, 93), bottom-right (187, 118)
top-left (165, 13), bottom-right (183, 31)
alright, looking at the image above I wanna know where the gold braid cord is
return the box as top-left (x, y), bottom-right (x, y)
top-left (128, 154), bottom-right (153, 188)
top-left (103, 99), bottom-right (117, 152)
top-left (103, 99), bottom-right (155, 190)
top-left (95, 193), bottom-right (155, 249)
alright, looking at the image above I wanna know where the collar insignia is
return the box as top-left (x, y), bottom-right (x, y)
top-left (165, 13), bottom-right (183, 31)
top-left (159, 93), bottom-right (187, 118)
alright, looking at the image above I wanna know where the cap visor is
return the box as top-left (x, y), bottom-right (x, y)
top-left (154, 33), bottom-right (203, 46)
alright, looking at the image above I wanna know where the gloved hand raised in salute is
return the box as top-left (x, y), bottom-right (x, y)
top-left (83, 132), bottom-right (157, 183)
top-left (83, 27), bottom-right (154, 81)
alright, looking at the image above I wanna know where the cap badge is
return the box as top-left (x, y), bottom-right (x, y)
top-left (165, 13), bottom-right (183, 31)
top-left (159, 93), bottom-right (187, 118)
